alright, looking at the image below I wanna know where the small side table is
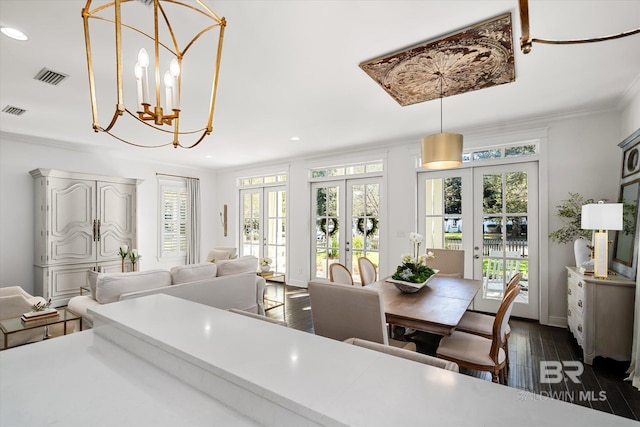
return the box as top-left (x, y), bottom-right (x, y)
top-left (258, 271), bottom-right (286, 311)
top-left (0, 308), bottom-right (82, 350)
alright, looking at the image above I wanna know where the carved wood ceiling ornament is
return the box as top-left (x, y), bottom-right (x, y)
top-left (359, 13), bottom-right (515, 107)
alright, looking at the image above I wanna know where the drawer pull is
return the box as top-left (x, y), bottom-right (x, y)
top-left (577, 299), bottom-right (583, 308)
top-left (578, 281), bottom-right (583, 288)
top-left (568, 288), bottom-right (572, 295)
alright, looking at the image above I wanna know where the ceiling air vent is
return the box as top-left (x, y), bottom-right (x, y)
top-left (33, 68), bottom-right (68, 86)
top-left (2, 105), bottom-right (26, 116)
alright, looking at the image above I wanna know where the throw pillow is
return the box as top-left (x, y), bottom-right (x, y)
top-left (216, 256), bottom-right (258, 276)
top-left (208, 249), bottom-right (231, 262)
top-left (170, 263), bottom-right (218, 284)
top-left (87, 270), bottom-right (99, 299)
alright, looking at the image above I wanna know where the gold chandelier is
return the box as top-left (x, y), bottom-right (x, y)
top-left (421, 74), bottom-right (463, 169)
top-left (82, 0), bottom-right (226, 148)
top-left (518, 0), bottom-right (640, 54)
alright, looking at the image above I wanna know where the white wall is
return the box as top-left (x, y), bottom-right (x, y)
top-left (1, 106), bottom-right (631, 324)
top-left (0, 132), bottom-right (218, 296)
top-left (214, 110), bottom-right (624, 326)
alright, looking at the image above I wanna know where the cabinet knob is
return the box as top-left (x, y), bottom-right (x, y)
top-left (568, 288), bottom-right (572, 295)
top-left (577, 324), bottom-right (582, 333)
top-left (578, 281), bottom-right (583, 288)
top-left (568, 309), bottom-right (571, 317)
top-left (577, 299), bottom-right (582, 308)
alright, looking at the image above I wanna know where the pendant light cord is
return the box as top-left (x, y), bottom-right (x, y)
top-left (439, 74), bottom-right (444, 133)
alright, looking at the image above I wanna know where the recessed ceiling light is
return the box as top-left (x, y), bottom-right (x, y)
top-left (290, 136), bottom-right (300, 141)
top-left (205, 154), bottom-right (212, 159)
top-left (1, 27), bottom-right (28, 41)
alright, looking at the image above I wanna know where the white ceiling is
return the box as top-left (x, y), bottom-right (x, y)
top-left (1, 1), bottom-right (639, 170)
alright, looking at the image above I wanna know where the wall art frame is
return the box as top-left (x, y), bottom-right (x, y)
top-left (612, 128), bottom-right (640, 280)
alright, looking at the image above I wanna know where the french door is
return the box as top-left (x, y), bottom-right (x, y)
top-left (418, 162), bottom-right (538, 319)
top-left (240, 186), bottom-right (287, 274)
top-left (311, 178), bottom-right (381, 283)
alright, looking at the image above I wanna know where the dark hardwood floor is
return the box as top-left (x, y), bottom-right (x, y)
top-left (264, 282), bottom-right (640, 421)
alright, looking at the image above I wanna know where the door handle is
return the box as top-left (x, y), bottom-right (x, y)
top-left (96, 220), bottom-right (101, 242)
top-left (92, 220), bottom-right (97, 242)
top-left (474, 254), bottom-right (480, 259)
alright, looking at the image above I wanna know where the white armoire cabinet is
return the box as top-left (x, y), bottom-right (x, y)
top-left (30, 169), bottom-right (141, 306)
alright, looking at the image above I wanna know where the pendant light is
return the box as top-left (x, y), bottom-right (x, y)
top-left (421, 74), bottom-right (463, 169)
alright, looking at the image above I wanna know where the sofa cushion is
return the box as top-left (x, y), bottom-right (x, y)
top-left (216, 256), bottom-right (258, 276)
top-left (95, 270), bottom-right (172, 304)
top-left (170, 263), bottom-right (218, 285)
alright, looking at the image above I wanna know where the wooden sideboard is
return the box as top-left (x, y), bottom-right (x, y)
top-left (566, 267), bottom-right (636, 365)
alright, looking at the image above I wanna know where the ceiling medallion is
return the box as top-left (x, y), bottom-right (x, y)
top-left (359, 13), bottom-right (515, 106)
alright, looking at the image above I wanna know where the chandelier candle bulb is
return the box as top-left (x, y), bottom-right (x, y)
top-left (164, 71), bottom-right (173, 112)
top-left (170, 59), bottom-right (180, 110)
top-left (137, 48), bottom-right (150, 105)
top-left (134, 64), bottom-right (143, 109)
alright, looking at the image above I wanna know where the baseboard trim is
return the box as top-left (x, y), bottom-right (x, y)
top-left (547, 316), bottom-right (567, 328)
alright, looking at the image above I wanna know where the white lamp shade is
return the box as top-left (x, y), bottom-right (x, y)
top-left (581, 203), bottom-right (623, 230)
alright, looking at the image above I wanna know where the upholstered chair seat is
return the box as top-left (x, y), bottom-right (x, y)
top-left (308, 281), bottom-right (415, 351)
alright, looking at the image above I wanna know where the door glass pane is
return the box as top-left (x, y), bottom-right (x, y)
top-left (481, 171), bottom-right (530, 302)
top-left (352, 183), bottom-right (380, 283)
top-left (266, 189), bottom-right (286, 274)
top-left (424, 177), bottom-right (463, 249)
top-left (315, 186), bottom-right (340, 279)
top-left (483, 174), bottom-right (503, 215)
top-left (241, 191), bottom-right (261, 258)
top-left (444, 177), bottom-right (462, 250)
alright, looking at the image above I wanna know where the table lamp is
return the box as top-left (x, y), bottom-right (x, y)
top-left (581, 201), bottom-right (623, 279)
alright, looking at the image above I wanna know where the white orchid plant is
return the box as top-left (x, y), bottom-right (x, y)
top-left (392, 233), bottom-right (436, 283)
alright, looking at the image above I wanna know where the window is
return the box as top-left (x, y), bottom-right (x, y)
top-left (159, 179), bottom-right (187, 259)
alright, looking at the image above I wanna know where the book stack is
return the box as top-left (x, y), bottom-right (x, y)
top-left (21, 308), bottom-right (58, 322)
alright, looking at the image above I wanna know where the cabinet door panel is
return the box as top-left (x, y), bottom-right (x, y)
top-left (97, 182), bottom-right (136, 261)
top-left (49, 178), bottom-right (95, 264)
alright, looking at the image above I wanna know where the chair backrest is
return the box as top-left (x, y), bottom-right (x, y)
top-left (489, 284), bottom-right (522, 363)
top-left (358, 257), bottom-right (377, 286)
top-left (329, 263), bottom-right (354, 285)
top-left (425, 249), bottom-right (464, 277)
top-left (308, 280), bottom-right (388, 344)
top-left (504, 272), bottom-right (523, 298)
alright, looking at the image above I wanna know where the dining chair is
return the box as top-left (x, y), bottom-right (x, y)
top-left (308, 280), bottom-right (416, 351)
top-left (425, 249), bottom-right (464, 277)
top-left (436, 284), bottom-right (521, 384)
top-left (329, 262), bottom-right (354, 286)
top-left (343, 338), bottom-right (458, 372)
top-left (357, 257), bottom-right (377, 286)
top-left (456, 272), bottom-right (522, 368)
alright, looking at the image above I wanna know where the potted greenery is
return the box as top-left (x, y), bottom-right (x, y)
top-left (549, 192), bottom-right (595, 267)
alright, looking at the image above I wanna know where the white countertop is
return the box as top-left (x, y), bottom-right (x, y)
top-left (2, 294), bottom-right (637, 426)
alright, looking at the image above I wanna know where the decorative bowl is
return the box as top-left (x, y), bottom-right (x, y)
top-left (386, 274), bottom-right (436, 293)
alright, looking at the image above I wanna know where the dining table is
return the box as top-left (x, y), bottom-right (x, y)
top-left (366, 275), bottom-right (482, 336)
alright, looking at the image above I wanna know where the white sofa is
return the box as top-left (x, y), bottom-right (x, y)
top-left (68, 256), bottom-right (265, 328)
